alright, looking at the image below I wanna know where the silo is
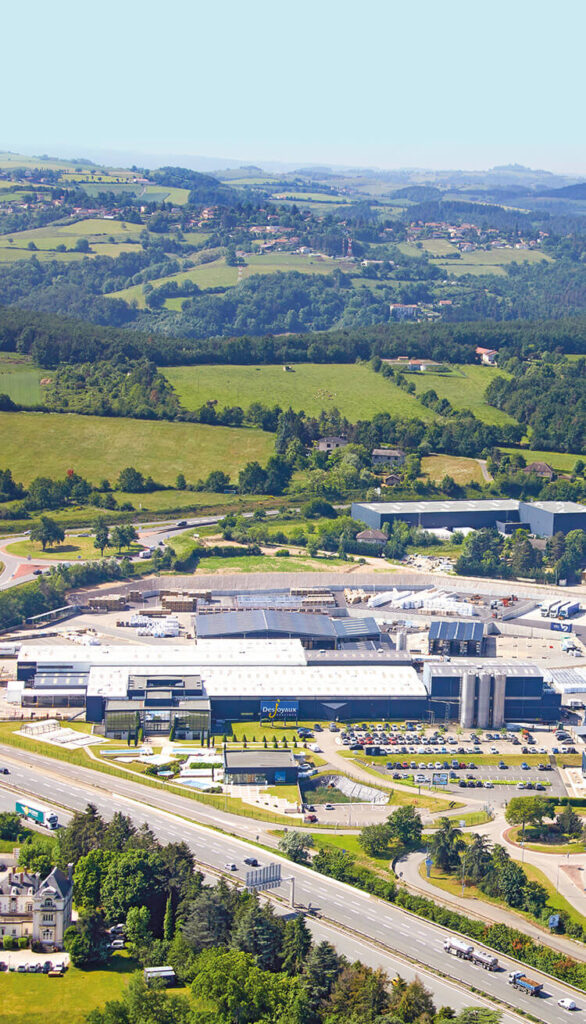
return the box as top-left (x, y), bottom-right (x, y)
top-left (477, 672), bottom-right (491, 729)
top-left (492, 673), bottom-right (506, 728)
top-left (459, 672), bottom-right (475, 729)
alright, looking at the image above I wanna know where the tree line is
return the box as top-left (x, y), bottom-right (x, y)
top-left (19, 803), bottom-right (483, 1024)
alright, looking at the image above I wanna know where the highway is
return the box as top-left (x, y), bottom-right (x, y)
top-left (0, 790), bottom-right (521, 1023)
top-left (0, 744), bottom-right (583, 1022)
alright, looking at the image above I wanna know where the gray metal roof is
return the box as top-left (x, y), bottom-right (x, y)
top-left (224, 750), bottom-right (296, 770)
top-left (424, 662), bottom-right (543, 679)
top-left (522, 500), bottom-right (586, 514)
top-left (429, 620), bottom-right (484, 642)
top-left (355, 500), bottom-right (520, 514)
top-left (196, 610), bottom-right (380, 642)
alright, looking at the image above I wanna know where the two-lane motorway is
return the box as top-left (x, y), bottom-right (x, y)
top-left (0, 745), bottom-right (584, 1022)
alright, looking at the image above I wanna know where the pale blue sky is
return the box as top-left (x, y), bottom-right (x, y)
top-left (5, 0), bottom-right (586, 173)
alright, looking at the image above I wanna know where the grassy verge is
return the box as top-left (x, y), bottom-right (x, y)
top-left (507, 825), bottom-right (586, 854)
top-left (420, 859), bottom-right (586, 935)
top-left (0, 722), bottom-right (337, 829)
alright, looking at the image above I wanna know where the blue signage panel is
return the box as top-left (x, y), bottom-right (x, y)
top-left (551, 621), bottom-right (572, 633)
top-left (260, 699), bottom-right (299, 719)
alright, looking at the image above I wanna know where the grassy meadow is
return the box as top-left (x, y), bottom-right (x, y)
top-left (0, 354), bottom-right (44, 404)
top-left (0, 412), bottom-right (274, 486)
top-left (108, 252), bottom-right (351, 308)
top-left (165, 362), bottom-right (437, 422)
top-left (499, 447), bottom-right (583, 473)
top-left (421, 454), bottom-right (485, 485)
top-left (0, 217), bottom-right (144, 262)
top-left (409, 363), bottom-right (516, 425)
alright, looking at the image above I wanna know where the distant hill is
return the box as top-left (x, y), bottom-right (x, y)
top-left (149, 166), bottom-right (239, 205)
top-left (391, 185), bottom-right (442, 202)
top-left (536, 182), bottom-right (586, 200)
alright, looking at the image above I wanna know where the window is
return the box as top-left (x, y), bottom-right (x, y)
top-left (26, 902), bottom-right (33, 912)
top-left (42, 928), bottom-right (53, 941)
top-left (42, 913), bottom-right (54, 923)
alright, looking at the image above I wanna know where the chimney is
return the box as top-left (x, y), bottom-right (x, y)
top-left (67, 863), bottom-right (74, 882)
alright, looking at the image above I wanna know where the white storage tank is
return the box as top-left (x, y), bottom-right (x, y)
top-left (460, 672), bottom-right (475, 729)
top-left (477, 672), bottom-right (491, 729)
top-left (492, 673), bottom-right (506, 728)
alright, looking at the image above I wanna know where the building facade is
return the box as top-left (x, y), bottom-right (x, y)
top-left (0, 867), bottom-right (73, 949)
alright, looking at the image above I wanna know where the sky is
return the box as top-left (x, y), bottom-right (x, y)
top-left (5, 0), bottom-right (586, 174)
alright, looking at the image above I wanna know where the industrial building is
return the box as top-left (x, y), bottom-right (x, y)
top-left (351, 498), bottom-right (586, 537)
top-left (12, 641), bottom-right (560, 730)
top-left (428, 620), bottom-right (485, 657)
top-left (223, 750), bottom-right (299, 785)
top-left (423, 662), bottom-right (560, 727)
top-left (194, 609), bottom-right (382, 648)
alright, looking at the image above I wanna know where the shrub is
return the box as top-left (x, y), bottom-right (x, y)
top-left (3, 936), bottom-right (17, 950)
top-left (18, 935), bottom-right (29, 949)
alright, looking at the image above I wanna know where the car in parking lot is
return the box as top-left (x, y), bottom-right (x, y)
top-left (521, 762), bottom-right (529, 770)
top-left (414, 774), bottom-right (427, 784)
top-left (498, 761), bottom-right (508, 769)
top-left (535, 783), bottom-right (546, 791)
top-left (517, 782), bottom-right (526, 790)
top-left (484, 781), bottom-right (494, 788)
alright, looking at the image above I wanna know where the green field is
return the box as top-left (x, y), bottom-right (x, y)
top-left (500, 447), bottom-right (583, 472)
top-left (0, 412), bottom-right (274, 486)
top-left (0, 355), bottom-right (44, 404)
top-left (0, 954), bottom-right (139, 1024)
top-left (421, 454), bottom-right (485, 485)
top-left (165, 362), bottom-right (437, 422)
top-left (409, 363), bottom-right (516, 425)
top-left (109, 252), bottom-right (350, 308)
top-left (437, 247), bottom-right (552, 277)
top-left (0, 217), bottom-right (144, 261)
top-left (109, 258), bottom-right (240, 306)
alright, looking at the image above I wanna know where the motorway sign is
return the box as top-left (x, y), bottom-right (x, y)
top-left (245, 862), bottom-right (281, 891)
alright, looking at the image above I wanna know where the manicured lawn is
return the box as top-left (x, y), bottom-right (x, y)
top-left (421, 454), bottom-right (485, 485)
top-left (0, 412), bottom-right (274, 486)
top-left (165, 362), bottom-right (437, 422)
top-left (508, 825), bottom-right (586, 854)
top-left (6, 536), bottom-right (142, 562)
top-left (410, 364), bottom-right (515, 425)
top-left (0, 953), bottom-right (140, 1024)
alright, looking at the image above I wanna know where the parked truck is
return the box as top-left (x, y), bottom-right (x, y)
top-left (508, 971), bottom-right (543, 997)
top-left (443, 936), bottom-right (474, 959)
top-left (559, 600), bottom-right (581, 619)
top-left (15, 799), bottom-right (59, 830)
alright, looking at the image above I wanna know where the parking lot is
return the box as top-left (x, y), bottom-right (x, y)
top-left (333, 722), bottom-right (575, 801)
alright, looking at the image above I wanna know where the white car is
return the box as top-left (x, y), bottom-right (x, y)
top-left (414, 774), bottom-right (427, 784)
top-left (558, 997), bottom-right (577, 1011)
top-left (490, 747), bottom-right (498, 754)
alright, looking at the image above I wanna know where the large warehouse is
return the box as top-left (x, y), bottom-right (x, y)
top-left (351, 498), bottom-right (586, 537)
top-left (195, 609), bottom-right (382, 648)
top-left (13, 641), bottom-right (560, 733)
